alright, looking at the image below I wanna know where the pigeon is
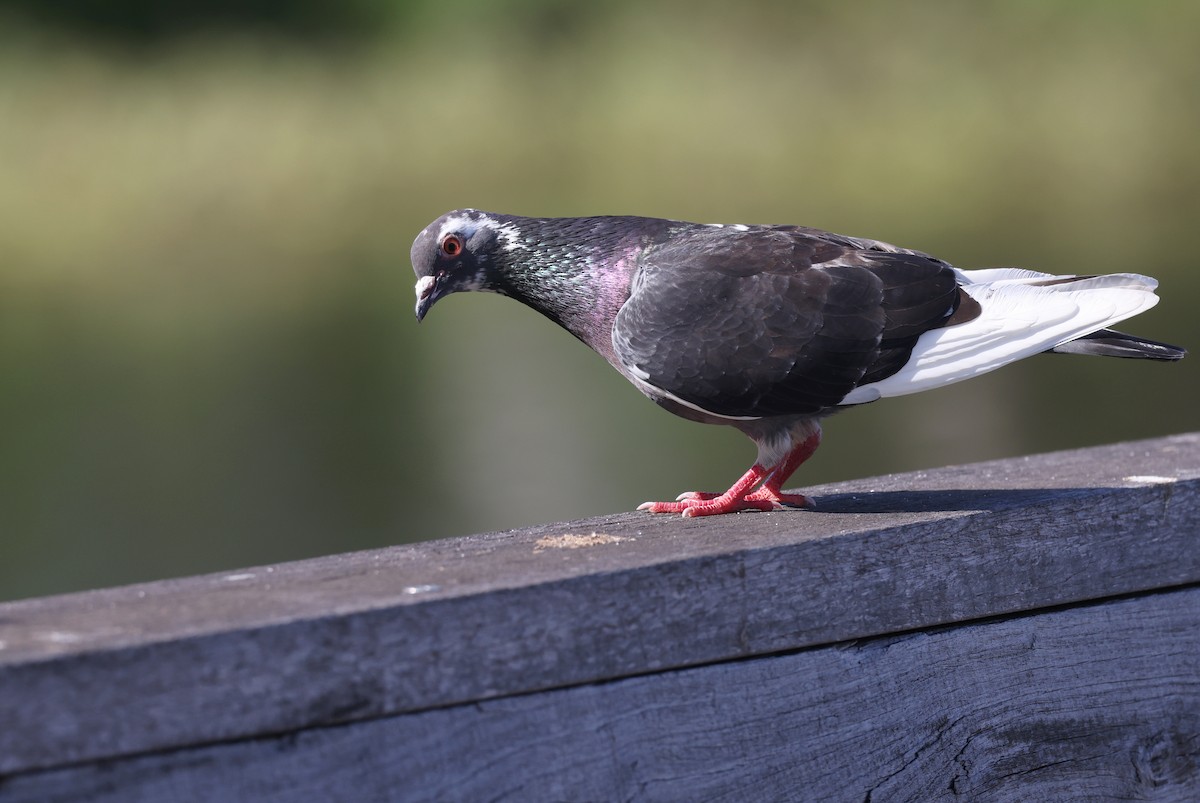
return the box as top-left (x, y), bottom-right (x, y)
top-left (411, 210), bottom-right (1185, 517)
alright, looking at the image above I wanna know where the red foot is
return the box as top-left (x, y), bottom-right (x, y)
top-left (746, 488), bottom-right (813, 509)
top-left (674, 491), bottom-right (718, 501)
top-left (639, 462), bottom-right (771, 517)
top-left (638, 497), bottom-right (778, 517)
top-left (639, 488), bottom-right (810, 516)
top-left (638, 431), bottom-right (822, 517)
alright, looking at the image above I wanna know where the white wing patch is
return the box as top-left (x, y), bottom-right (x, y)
top-left (840, 270), bottom-right (1161, 404)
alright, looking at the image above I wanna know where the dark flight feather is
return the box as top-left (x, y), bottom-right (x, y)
top-left (612, 227), bottom-right (968, 418)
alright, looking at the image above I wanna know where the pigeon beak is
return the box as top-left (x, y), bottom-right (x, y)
top-left (414, 274), bottom-right (441, 322)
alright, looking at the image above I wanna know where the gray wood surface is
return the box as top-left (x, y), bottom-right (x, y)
top-left (1, 433), bottom-right (1198, 786)
top-left (4, 585), bottom-right (1197, 802)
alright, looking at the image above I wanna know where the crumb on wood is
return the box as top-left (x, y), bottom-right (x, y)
top-left (534, 532), bottom-right (630, 553)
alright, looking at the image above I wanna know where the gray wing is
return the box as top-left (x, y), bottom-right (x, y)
top-left (612, 227), bottom-right (968, 418)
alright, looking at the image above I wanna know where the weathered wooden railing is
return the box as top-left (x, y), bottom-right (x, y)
top-left (1, 434), bottom-right (1198, 801)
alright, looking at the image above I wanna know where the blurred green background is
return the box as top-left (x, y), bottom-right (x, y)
top-left (0, 1), bottom-right (1195, 601)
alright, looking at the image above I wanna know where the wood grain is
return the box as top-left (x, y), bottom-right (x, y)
top-left (4, 586), bottom-right (1196, 802)
top-left (0, 433), bottom-right (1197, 789)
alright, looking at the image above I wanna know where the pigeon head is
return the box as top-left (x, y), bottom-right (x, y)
top-left (411, 209), bottom-right (516, 322)
top-left (412, 209), bottom-right (666, 359)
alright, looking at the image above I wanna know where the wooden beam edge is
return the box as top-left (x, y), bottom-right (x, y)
top-left (1, 433), bottom-right (1198, 776)
top-left (4, 585), bottom-right (1196, 802)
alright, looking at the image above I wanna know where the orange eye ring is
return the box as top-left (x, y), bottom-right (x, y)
top-left (441, 234), bottom-right (464, 257)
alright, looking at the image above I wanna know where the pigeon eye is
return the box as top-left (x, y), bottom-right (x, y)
top-left (441, 234), bottom-right (464, 258)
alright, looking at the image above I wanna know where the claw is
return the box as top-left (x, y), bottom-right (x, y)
top-left (675, 491), bottom-right (718, 501)
top-left (639, 500), bottom-right (688, 513)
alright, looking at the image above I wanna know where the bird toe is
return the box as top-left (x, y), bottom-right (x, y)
top-left (675, 491), bottom-right (719, 501)
top-left (638, 500), bottom-right (686, 513)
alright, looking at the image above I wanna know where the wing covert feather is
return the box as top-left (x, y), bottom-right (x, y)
top-left (613, 228), bottom-right (962, 417)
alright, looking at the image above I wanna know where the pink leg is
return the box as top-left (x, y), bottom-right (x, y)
top-left (638, 431), bottom-right (822, 517)
top-left (745, 431), bottom-right (821, 508)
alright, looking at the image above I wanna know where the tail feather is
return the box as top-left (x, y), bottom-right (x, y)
top-left (840, 268), bottom-right (1181, 404)
top-left (1050, 328), bottom-right (1186, 360)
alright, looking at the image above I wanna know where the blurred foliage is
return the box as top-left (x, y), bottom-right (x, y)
top-left (0, 0), bottom-right (405, 42)
top-left (0, 1), bottom-right (1196, 601)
